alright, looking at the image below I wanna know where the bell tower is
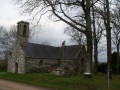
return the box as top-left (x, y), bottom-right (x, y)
top-left (17, 21), bottom-right (29, 46)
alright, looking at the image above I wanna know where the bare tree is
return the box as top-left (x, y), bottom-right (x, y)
top-left (0, 26), bottom-right (16, 54)
top-left (92, 19), bottom-right (104, 74)
top-left (105, 0), bottom-right (112, 79)
top-left (64, 26), bottom-right (86, 74)
top-left (63, 0), bottom-right (103, 74)
top-left (94, 0), bottom-right (112, 78)
top-left (64, 26), bottom-right (86, 45)
top-left (111, 3), bottom-right (120, 73)
top-left (112, 28), bottom-right (120, 73)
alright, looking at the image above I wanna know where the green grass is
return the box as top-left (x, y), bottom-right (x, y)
top-left (0, 72), bottom-right (120, 90)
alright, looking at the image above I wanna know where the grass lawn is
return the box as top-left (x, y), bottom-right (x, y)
top-left (0, 72), bottom-right (120, 90)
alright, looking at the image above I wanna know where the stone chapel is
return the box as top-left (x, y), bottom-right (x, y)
top-left (7, 21), bottom-right (87, 74)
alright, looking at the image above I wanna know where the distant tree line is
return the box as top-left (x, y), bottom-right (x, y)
top-left (98, 52), bottom-right (120, 74)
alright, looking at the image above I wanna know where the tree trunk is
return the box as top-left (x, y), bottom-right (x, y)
top-left (94, 40), bottom-right (98, 74)
top-left (117, 39), bottom-right (120, 73)
top-left (92, 0), bottom-right (98, 74)
top-left (106, 0), bottom-right (112, 78)
top-left (86, 31), bottom-right (93, 73)
top-left (85, 0), bottom-right (93, 73)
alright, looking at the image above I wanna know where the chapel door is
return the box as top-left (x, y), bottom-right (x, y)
top-left (15, 62), bottom-right (18, 73)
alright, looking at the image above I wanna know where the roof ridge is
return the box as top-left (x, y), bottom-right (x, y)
top-left (28, 42), bottom-right (80, 47)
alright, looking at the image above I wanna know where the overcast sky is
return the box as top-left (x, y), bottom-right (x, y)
top-left (0, 0), bottom-right (107, 62)
top-left (0, 0), bottom-right (72, 46)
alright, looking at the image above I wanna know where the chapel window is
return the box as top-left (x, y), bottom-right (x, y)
top-left (23, 25), bottom-right (27, 36)
top-left (39, 60), bottom-right (43, 66)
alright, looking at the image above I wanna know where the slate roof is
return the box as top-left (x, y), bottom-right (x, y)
top-left (22, 43), bottom-right (82, 60)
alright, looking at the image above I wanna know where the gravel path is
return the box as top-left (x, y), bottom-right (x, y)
top-left (0, 80), bottom-right (50, 90)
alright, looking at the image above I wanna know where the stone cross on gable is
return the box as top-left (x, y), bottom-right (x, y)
top-left (62, 41), bottom-right (66, 47)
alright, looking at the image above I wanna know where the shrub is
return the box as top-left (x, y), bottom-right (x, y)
top-left (0, 60), bottom-right (7, 71)
top-left (97, 63), bottom-right (107, 73)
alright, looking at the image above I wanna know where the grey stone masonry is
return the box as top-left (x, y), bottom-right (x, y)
top-left (8, 21), bottom-right (29, 74)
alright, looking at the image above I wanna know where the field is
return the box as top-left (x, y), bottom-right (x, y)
top-left (0, 72), bottom-right (120, 90)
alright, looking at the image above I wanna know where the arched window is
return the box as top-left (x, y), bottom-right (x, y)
top-left (17, 25), bottom-right (19, 35)
top-left (39, 60), bottom-right (43, 66)
top-left (15, 62), bottom-right (18, 73)
top-left (23, 25), bottom-right (27, 36)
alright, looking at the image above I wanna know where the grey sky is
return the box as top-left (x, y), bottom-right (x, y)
top-left (0, 0), bottom-right (72, 45)
top-left (0, 0), bottom-right (107, 62)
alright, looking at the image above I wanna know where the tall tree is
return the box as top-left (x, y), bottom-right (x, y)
top-left (0, 26), bottom-right (16, 54)
top-left (111, 3), bottom-right (120, 73)
top-left (64, 26), bottom-right (86, 73)
top-left (94, 0), bottom-right (112, 77)
top-left (92, 0), bottom-right (104, 74)
top-left (105, 0), bottom-right (112, 78)
top-left (112, 28), bottom-right (120, 73)
top-left (92, 18), bottom-right (103, 74)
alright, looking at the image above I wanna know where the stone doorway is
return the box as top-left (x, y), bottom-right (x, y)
top-left (15, 62), bottom-right (18, 73)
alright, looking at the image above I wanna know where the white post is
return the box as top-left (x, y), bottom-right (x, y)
top-left (107, 65), bottom-right (110, 88)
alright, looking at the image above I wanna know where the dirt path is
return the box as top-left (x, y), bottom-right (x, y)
top-left (0, 80), bottom-right (50, 90)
